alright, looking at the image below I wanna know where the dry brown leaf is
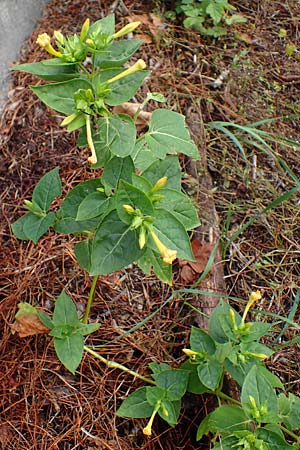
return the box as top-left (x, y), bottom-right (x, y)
top-left (11, 302), bottom-right (49, 338)
top-left (129, 13), bottom-right (165, 42)
top-left (112, 102), bottom-right (152, 130)
top-left (189, 240), bottom-right (215, 274)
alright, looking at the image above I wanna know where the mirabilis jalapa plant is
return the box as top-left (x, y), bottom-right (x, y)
top-left (11, 18), bottom-right (199, 376)
top-left (11, 16), bottom-right (300, 446)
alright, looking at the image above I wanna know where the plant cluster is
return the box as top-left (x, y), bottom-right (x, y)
top-left (10, 13), bottom-right (300, 449)
top-left (167, 0), bottom-right (247, 37)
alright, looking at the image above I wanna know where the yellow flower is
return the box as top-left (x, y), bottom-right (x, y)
top-left (80, 18), bottom-right (90, 41)
top-left (242, 290), bottom-right (262, 322)
top-left (142, 403), bottom-right (160, 436)
top-left (151, 176), bottom-right (168, 193)
top-left (113, 21), bottom-right (141, 39)
top-left (149, 230), bottom-right (177, 264)
top-left (107, 59), bottom-right (146, 84)
top-left (182, 348), bottom-right (198, 360)
top-left (36, 33), bottom-right (62, 58)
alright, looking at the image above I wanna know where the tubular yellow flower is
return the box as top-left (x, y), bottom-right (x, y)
top-left (182, 349), bottom-right (198, 360)
top-left (149, 230), bottom-right (177, 265)
top-left (36, 33), bottom-right (62, 57)
top-left (60, 113), bottom-right (78, 127)
top-left (151, 176), bottom-right (168, 193)
top-left (242, 290), bottom-right (262, 323)
top-left (246, 352), bottom-right (269, 360)
top-left (113, 21), bottom-right (141, 39)
top-left (85, 116), bottom-right (97, 165)
top-left (139, 227), bottom-right (147, 249)
top-left (107, 59), bottom-right (146, 84)
top-left (142, 403), bottom-right (160, 437)
top-left (229, 308), bottom-right (238, 331)
top-left (80, 18), bottom-right (90, 41)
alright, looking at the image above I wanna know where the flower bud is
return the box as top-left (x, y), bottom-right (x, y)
top-left (122, 204), bottom-right (135, 214)
top-left (151, 176), bottom-right (168, 193)
top-left (60, 113), bottom-right (78, 127)
top-left (107, 59), bottom-right (146, 84)
top-left (113, 21), bottom-right (141, 39)
top-left (139, 227), bottom-right (147, 249)
top-left (80, 18), bottom-right (90, 41)
top-left (53, 30), bottom-right (64, 45)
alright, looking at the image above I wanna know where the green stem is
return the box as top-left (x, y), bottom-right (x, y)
top-left (84, 345), bottom-right (155, 384)
top-left (82, 275), bottom-right (98, 324)
top-left (216, 390), bottom-right (241, 406)
top-left (278, 424), bottom-right (300, 442)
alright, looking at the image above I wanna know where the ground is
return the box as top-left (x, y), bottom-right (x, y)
top-left (1, 0), bottom-right (300, 449)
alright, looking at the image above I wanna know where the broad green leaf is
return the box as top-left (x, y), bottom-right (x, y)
top-left (197, 359), bottom-right (223, 390)
top-left (88, 14), bottom-right (115, 37)
top-left (132, 139), bottom-right (158, 171)
top-left (190, 326), bottom-right (216, 354)
top-left (149, 362), bottom-right (172, 375)
top-left (76, 191), bottom-right (110, 221)
top-left (66, 113), bottom-right (86, 132)
top-left (131, 173), bottom-right (152, 193)
top-left (32, 167), bottom-right (62, 212)
top-left (208, 405), bottom-right (249, 433)
top-left (206, 2), bottom-right (224, 24)
top-left (257, 365), bottom-right (283, 389)
top-left (181, 360), bottom-right (209, 394)
top-left (141, 156), bottom-right (182, 191)
top-left (95, 69), bottom-right (150, 106)
top-left (53, 291), bottom-right (79, 327)
top-left (151, 208), bottom-right (194, 261)
top-left (54, 332), bottom-right (84, 374)
top-left (196, 414), bottom-right (212, 441)
top-left (31, 79), bottom-right (92, 115)
top-left (11, 58), bottom-right (79, 81)
top-left (14, 211), bottom-right (55, 243)
top-left (95, 39), bottom-right (143, 68)
top-left (74, 239), bottom-right (92, 272)
top-left (152, 369), bottom-right (189, 401)
top-left (54, 179), bottom-right (102, 234)
top-left (256, 428), bottom-right (294, 449)
top-left (116, 180), bottom-right (154, 225)
top-left (241, 365), bottom-right (279, 423)
top-left (101, 155), bottom-right (134, 194)
top-left (240, 322), bottom-right (271, 343)
top-left (212, 436), bottom-right (240, 450)
top-left (224, 357), bottom-right (257, 387)
top-left (209, 299), bottom-right (242, 343)
top-left (214, 342), bottom-right (233, 363)
top-left (278, 392), bottom-right (300, 430)
top-left (78, 322), bottom-right (101, 336)
top-left (137, 247), bottom-right (173, 284)
top-left (116, 387), bottom-right (153, 418)
top-left (91, 115), bottom-right (136, 168)
top-left (240, 341), bottom-right (273, 359)
top-left (146, 386), bottom-right (166, 406)
top-left (158, 399), bottom-right (181, 426)
top-left (90, 210), bottom-right (143, 275)
top-left (38, 311), bottom-right (54, 330)
top-left (157, 189), bottom-right (200, 230)
top-left (145, 109), bottom-right (199, 160)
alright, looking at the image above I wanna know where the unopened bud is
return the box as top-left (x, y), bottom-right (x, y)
top-left (53, 30), bottom-right (64, 45)
top-left (122, 204), bottom-right (135, 214)
top-left (113, 21), bottom-right (141, 39)
top-left (80, 18), bottom-right (90, 41)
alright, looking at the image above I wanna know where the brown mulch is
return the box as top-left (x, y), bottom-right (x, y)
top-left (1, 0), bottom-right (300, 449)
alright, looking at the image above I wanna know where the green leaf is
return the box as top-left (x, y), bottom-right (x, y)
top-left (136, 248), bottom-right (173, 285)
top-left (101, 155), bottom-right (134, 194)
top-left (197, 359), bottom-right (223, 390)
top-left (131, 173), bottom-right (153, 193)
top-left (152, 369), bottom-right (189, 401)
top-left (151, 209), bottom-right (194, 261)
top-left (208, 405), bottom-right (249, 433)
top-left (240, 322), bottom-right (271, 343)
top-left (190, 326), bottom-right (216, 353)
top-left (116, 387), bottom-right (153, 418)
top-left (206, 2), bottom-right (224, 24)
top-left (54, 332), bottom-right (84, 374)
top-left (211, 436), bottom-right (240, 450)
top-left (132, 139), bottom-right (158, 171)
top-left (196, 414), bottom-right (211, 441)
top-left (116, 180), bottom-right (154, 225)
top-left (32, 167), bottom-right (62, 212)
top-left (146, 386), bottom-right (166, 406)
top-left (91, 115), bottom-right (136, 168)
top-left (76, 191), bottom-right (110, 221)
top-left (12, 211), bottom-right (55, 243)
top-left (88, 14), bottom-right (115, 37)
top-left (90, 210), bottom-right (143, 275)
top-left (54, 179), bottom-right (102, 234)
top-left (158, 399), bottom-right (181, 426)
top-left (141, 156), bottom-right (182, 191)
top-left (95, 69), bottom-right (150, 106)
top-left (31, 79), bottom-right (92, 115)
top-left (209, 300), bottom-right (242, 343)
top-left (53, 291), bottom-right (79, 327)
top-left (145, 109), bottom-right (199, 160)
top-left (241, 365), bottom-right (279, 423)
top-left (74, 239), bottom-right (92, 272)
top-left (278, 392), bottom-right (300, 430)
top-left (181, 360), bottom-right (210, 394)
top-left (11, 58), bottom-right (79, 81)
top-left (149, 362), bottom-right (172, 375)
top-left (257, 366), bottom-right (283, 389)
top-left (157, 189), bottom-right (200, 230)
top-left (95, 39), bottom-right (143, 68)
top-left (78, 322), bottom-right (101, 336)
top-left (256, 428), bottom-right (294, 449)
top-left (38, 311), bottom-right (54, 330)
